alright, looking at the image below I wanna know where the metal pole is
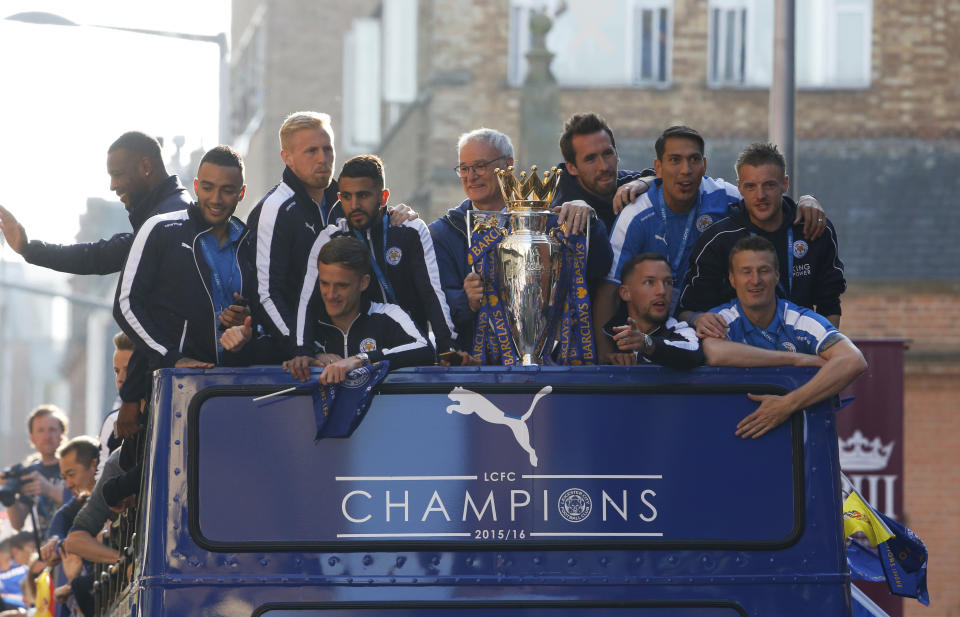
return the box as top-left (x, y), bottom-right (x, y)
top-left (769, 0), bottom-right (796, 198)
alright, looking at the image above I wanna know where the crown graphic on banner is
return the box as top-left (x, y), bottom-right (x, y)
top-left (838, 430), bottom-right (894, 471)
top-left (495, 165), bottom-right (562, 207)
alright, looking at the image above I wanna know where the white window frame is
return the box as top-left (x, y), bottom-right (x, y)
top-left (708, 0), bottom-right (872, 89)
top-left (508, 0), bottom-right (673, 88)
top-left (627, 0), bottom-right (673, 87)
top-left (342, 18), bottom-right (382, 154)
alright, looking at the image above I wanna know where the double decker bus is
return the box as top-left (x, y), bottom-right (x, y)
top-left (94, 364), bottom-right (851, 616)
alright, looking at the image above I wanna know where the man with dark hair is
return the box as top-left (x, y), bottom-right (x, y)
top-left (224, 236), bottom-right (435, 383)
top-left (286, 155), bottom-right (455, 378)
top-left (553, 112), bottom-right (655, 231)
top-left (115, 145), bottom-right (259, 372)
top-left (0, 130), bottom-right (193, 440)
top-left (38, 436), bottom-right (100, 565)
top-left (677, 142), bottom-right (845, 337)
top-left (595, 126), bottom-right (826, 361)
top-left (2, 406), bottom-right (70, 536)
top-left (708, 236), bottom-right (866, 438)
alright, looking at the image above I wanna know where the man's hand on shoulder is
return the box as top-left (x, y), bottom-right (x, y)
top-left (795, 195), bottom-right (825, 240)
top-left (552, 200), bottom-right (594, 237)
top-left (0, 205), bottom-right (28, 254)
top-left (612, 177), bottom-right (652, 215)
top-left (691, 312), bottom-right (728, 339)
top-left (387, 203), bottom-right (418, 225)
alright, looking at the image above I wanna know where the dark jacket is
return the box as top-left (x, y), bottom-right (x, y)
top-left (550, 163), bottom-right (655, 232)
top-left (311, 297), bottom-right (435, 369)
top-left (114, 205), bottom-right (253, 369)
top-left (428, 199), bottom-right (613, 350)
top-left (241, 166), bottom-right (339, 356)
top-left (602, 308), bottom-right (705, 370)
top-left (677, 196), bottom-right (846, 318)
top-left (23, 175), bottom-right (191, 274)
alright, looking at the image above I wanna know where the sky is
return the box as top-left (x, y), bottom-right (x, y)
top-left (0, 0), bottom-right (230, 255)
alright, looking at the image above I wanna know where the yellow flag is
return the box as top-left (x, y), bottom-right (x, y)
top-left (843, 491), bottom-right (894, 546)
top-left (33, 568), bottom-right (55, 617)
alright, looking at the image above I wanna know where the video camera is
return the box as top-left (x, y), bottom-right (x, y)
top-left (0, 462), bottom-right (29, 506)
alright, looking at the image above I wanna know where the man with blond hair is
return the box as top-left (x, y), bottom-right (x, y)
top-left (241, 111), bottom-right (341, 360)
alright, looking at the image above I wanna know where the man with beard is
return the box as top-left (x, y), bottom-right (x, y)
top-left (285, 155), bottom-right (454, 378)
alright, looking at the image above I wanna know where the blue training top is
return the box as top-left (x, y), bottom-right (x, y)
top-left (710, 297), bottom-right (841, 354)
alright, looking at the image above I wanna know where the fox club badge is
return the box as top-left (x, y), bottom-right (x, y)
top-left (781, 341), bottom-right (797, 352)
top-left (696, 214), bottom-right (714, 232)
top-left (385, 246), bottom-right (402, 265)
top-left (359, 338), bottom-right (377, 352)
top-left (558, 488), bottom-right (592, 523)
top-left (793, 240), bottom-right (809, 258)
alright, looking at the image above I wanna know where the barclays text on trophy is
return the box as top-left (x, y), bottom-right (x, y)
top-left (467, 165), bottom-right (596, 366)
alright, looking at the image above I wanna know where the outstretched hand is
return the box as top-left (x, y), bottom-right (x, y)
top-left (0, 204), bottom-right (28, 254)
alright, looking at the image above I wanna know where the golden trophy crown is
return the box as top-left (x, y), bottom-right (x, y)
top-left (495, 165), bottom-right (562, 209)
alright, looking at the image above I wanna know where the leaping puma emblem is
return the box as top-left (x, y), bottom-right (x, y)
top-left (446, 386), bottom-right (552, 467)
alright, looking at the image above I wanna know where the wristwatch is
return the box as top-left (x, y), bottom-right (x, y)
top-left (356, 352), bottom-right (370, 366)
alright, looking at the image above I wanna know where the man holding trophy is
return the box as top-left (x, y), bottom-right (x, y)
top-left (429, 128), bottom-right (612, 365)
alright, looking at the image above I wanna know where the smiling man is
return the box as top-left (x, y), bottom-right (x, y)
top-left (677, 142), bottom-right (845, 337)
top-left (286, 155), bottom-right (455, 378)
top-left (429, 128), bottom-right (609, 351)
top-left (115, 145), bottom-right (259, 374)
top-left (709, 236), bottom-right (866, 438)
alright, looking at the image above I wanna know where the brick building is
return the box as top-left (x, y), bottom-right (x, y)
top-left (229, 2), bottom-right (959, 613)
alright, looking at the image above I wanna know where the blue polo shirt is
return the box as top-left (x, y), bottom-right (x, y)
top-left (198, 219), bottom-right (244, 318)
top-left (710, 298), bottom-right (840, 354)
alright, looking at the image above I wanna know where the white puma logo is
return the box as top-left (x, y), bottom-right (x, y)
top-left (654, 234), bottom-right (666, 243)
top-left (305, 222), bottom-right (316, 233)
top-left (446, 386), bottom-right (552, 467)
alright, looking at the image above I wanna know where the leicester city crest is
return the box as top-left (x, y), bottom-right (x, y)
top-left (781, 341), bottom-right (797, 353)
top-left (343, 366), bottom-right (372, 389)
top-left (793, 240), bottom-right (809, 259)
top-left (558, 488), bottom-right (592, 523)
top-left (696, 214), bottom-right (714, 232)
top-left (385, 246), bottom-right (402, 265)
top-left (359, 337), bottom-right (377, 352)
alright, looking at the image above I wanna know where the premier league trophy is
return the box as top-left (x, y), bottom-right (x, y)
top-left (467, 166), bottom-right (595, 366)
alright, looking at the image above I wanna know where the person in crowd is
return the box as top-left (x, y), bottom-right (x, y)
top-left (223, 237), bottom-right (435, 383)
top-left (1, 407), bottom-right (70, 537)
top-left (708, 236), bottom-right (867, 438)
top-left (0, 131), bottom-right (194, 440)
top-left (96, 333), bottom-right (135, 479)
top-left (63, 451), bottom-right (124, 565)
top-left (551, 112), bottom-right (655, 231)
top-left (39, 437), bottom-right (100, 563)
top-left (0, 537), bottom-right (27, 611)
top-left (285, 155), bottom-right (456, 379)
top-left (677, 142), bottom-right (845, 337)
top-left (429, 128), bottom-right (608, 351)
top-left (594, 125), bottom-right (826, 360)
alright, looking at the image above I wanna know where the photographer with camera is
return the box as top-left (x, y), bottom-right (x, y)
top-left (1, 407), bottom-right (71, 542)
